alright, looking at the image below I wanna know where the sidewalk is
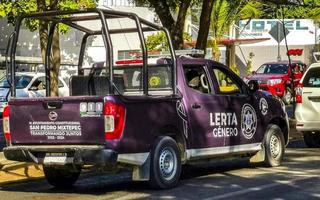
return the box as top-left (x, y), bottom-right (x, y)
top-left (0, 152), bottom-right (43, 186)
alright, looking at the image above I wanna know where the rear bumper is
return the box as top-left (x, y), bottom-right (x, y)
top-left (295, 121), bottom-right (320, 132)
top-left (3, 145), bottom-right (118, 166)
top-left (295, 106), bottom-right (320, 132)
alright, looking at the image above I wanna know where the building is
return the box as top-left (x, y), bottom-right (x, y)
top-left (236, 19), bottom-right (318, 72)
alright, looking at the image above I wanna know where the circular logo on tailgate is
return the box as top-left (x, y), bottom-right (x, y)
top-left (49, 111), bottom-right (58, 121)
top-left (241, 104), bottom-right (257, 139)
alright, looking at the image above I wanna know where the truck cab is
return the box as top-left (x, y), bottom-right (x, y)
top-left (3, 9), bottom-right (289, 189)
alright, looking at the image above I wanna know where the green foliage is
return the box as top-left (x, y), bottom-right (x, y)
top-left (209, 0), bottom-right (262, 61)
top-left (211, 0), bottom-right (261, 39)
top-left (146, 32), bottom-right (168, 51)
top-left (260, 0), bottom-right (320, 19)
top-left (0, 0), bottom-right (96, 31)
top-left (282, 1), bottom-right (320, 19)
top-left (0, 1), bottom-right (37, 25)
top-left (230, 64), bottom-right (240, 76)
top-left (146, 32), bottom-right (192, 51)
top-left (246, 52), bottom-right (255, 76)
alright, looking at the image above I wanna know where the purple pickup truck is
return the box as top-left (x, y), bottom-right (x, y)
top-left (3, 9), bottom-right (289, 189)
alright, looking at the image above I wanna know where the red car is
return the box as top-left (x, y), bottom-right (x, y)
top-left (245, 61), bottom-right (306, 104)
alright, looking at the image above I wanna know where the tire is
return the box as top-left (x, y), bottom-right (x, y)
top-left (43, 165), bottom-right (81, 188)
top-left (303, 132), bottom-right (320, 148)
top-left (263, 124), bottom-right (285, 167)
top-left (282, 88), bottom-right (292, 105)
top-left (149, 136), bottom-right (181, 189)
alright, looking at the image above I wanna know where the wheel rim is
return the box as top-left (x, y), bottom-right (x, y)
top-left (270, 134), bottom-right (281, 159)
top-left (159, 147), bottom-right (177, 181)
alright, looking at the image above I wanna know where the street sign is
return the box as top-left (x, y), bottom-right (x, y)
top-left (269, 22), bottom-right (290, 43)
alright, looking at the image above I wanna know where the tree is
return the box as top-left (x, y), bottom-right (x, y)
top-left (195, 0), bottom-right (215, 50)
top-left (258, 0), bottom-right (320, 18)
top-left (209, 0), bottom-right (261, 61)
top-left (0, 0), bottom-right (96, 96)
top-left (146, 32), bottom-right (192, 51)
top-left (131, 0), bottom-right (215, 51)
top-left (131, 0), bottom-right (193, 50)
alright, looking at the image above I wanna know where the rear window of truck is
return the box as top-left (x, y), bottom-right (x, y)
top-left (69, 63), bottom-right (172, 96)
top-left (303, 68), bottom-right (320, 87)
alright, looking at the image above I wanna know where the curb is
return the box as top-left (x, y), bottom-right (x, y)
top-left (0, 166), bottom-right (44, 187)
top-left (0, 152), bottom-right (44, 186)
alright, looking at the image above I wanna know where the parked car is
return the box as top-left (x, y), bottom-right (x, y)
top-left (295, 62), bottom-right (320, 147)
top-left (245, 61), bottom-right (306, 104)
top-left (0, 72), bottom-right (69, 115)
top-left (3, 9), bottom-right (289, 189)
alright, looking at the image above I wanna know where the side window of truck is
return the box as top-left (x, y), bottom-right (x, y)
top-left (212, 68), bottom-right (241, 94)
top-left (183, 65), bottom-right (210, 94)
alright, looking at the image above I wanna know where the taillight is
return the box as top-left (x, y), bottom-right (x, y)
top-left (296, 83), bottom-right (303, 104)
top-left (3, 105), bottom-right (11, 145)
top-left (104, 102), bottom-right (125, 140)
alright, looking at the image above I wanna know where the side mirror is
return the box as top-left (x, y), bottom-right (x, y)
top-left (248, 80), bottom-right (259, 92)
top-left (29, 86), bottom-right (38, 91)
top-left (251, 71), bottom-right (256, 75)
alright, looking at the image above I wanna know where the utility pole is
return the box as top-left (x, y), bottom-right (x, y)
top-left (277, 21), bottom-right (282, 61)
top-left (280, 6), bottom-right (295, 117)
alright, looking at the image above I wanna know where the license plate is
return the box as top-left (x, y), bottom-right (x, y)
top-left (44, 153), bottom-right (72, 164)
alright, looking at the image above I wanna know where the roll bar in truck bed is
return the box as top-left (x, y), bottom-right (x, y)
top-left (6, 8), bottom-right (177, 97)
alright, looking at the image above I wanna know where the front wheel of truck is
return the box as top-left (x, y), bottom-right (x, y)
top-left (263, 124), bottom-right (285, 167)
top-left (43, 165), bottom-right (81, 188)
top-left (149, 136), bottom-right (181, 189)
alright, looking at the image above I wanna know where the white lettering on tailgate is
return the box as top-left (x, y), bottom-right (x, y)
top-left (29, 121), bottom-right (82, 139)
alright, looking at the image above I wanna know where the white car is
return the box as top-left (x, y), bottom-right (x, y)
top-left (0, 72), bottom-right (69, 113)
top-left (295, 63), bottom-right (320, 147)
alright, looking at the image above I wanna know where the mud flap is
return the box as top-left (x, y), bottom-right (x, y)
top-left (132, 156), bottom-right (150, 181)
top-left (250, 145), bottom-right (265, 163)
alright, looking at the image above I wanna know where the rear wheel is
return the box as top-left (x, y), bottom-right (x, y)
top-left (149, 136), bottom-right (181, 189)
top-left (263, 124), bottom-right (285, 167)
top-left (43, 165), bottom-right (81, 188)
top-left (303, 132), bottom-right (320, 148)
top-left (282, 87), bottom-right (292, 105)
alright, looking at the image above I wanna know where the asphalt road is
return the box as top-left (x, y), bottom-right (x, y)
top-left (0, 141), bottom-right (319, 200)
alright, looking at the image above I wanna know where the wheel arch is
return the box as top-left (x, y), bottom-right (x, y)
top-left (153, 125), bottom-right (187, 163)
top-left (269, 117), bottom-right (289, 145)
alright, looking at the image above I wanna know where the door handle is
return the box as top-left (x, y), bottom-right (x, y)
top-left (43, 101), bottom-right (63, 110)
top-left (192, 103), bottom-right (201, 109)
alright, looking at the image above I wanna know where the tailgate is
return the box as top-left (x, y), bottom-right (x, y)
top-left (9, 96), bottom-right (105, 145)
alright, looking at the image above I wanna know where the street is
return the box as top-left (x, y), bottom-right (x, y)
top-left (0, 141), bottom-right (319, 200)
